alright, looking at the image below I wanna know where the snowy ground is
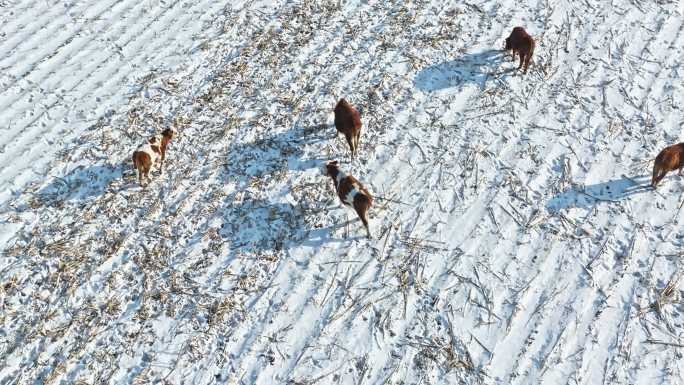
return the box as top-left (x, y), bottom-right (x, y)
top-left (1, 1), bottom-right (684, 384)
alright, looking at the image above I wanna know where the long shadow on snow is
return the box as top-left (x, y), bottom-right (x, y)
top-left (301, 222), bottom-right (369, 246)
top-left (218, 198), bottom-right (307, 253)
top-left (547, 175), bottom-right (652, 211)
top-left (414, 49), bottom-right (508, 92)
top-left (214, 124), bottom-right (331, 253)
top-left (226, 124), bottom-right (333, 178)
top-left (215, 123), bottom-right (363, 255)
top-left (35, 163), bottom-right (128, 205)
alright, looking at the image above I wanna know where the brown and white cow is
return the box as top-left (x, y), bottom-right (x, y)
top-left (504, 27), bottom-right (535, 74)
top-left (322, 160), bottom-right (373, 238)
top-left (651, 142), bottom-right (684, 187)
top-left (131, 128), bottom-right (177, 187)
top-left (334, 98), bottom-right (362, 159)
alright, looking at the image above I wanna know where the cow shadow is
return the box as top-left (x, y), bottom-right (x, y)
top-left (547, 175), bottom-right (653, 211)
top-left (34, 163), bottom-right (128, 206)
top-left (302, 222), bottom-right (368, 246)
top-left (207, 120), bottom-right (368, 260)
top-left (414, 49), bottom-right (508, 92)
top-left (180, 190), bottom-right (362, 287)
top-left (218, 198), bottom-right (309, 254)
top-left (225, 124), bottom-right (337, 178)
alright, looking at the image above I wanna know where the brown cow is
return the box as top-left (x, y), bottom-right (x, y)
top-left (651, 142), bottom-right (684, 187)
top-left (322, 160), bottom-right (373, 238)
top-left (504, 27), bottom-right (535, 74)
top-left (334, 98), bottom-right (362, 159)
top-left (132, 128), bottom-right (177, 187)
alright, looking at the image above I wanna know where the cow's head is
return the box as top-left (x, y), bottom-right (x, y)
top-left (161, 128), bottom-right (177, 140)
top-left (504, 37), bottom-right (512, 51)
top-left (322, 160), bottom-right (340, 177)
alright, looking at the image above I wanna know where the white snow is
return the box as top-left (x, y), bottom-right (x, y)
top-left (1, 1), bottom-right (683, 384)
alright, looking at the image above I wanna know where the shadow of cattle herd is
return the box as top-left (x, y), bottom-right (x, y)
top-left (44, 27), bottom-right (684, 242)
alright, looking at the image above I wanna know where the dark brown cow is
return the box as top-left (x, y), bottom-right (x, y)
top-left (651, 142), bottom-right (684, 187)
top-left (322, 160), bottom-right (373, 238)
top-left (504, 27), bottom-right (535, 74)
top-left (132, 128), bottom-right (177, 187)
top-left (334, 99), bottom-right (362, 158)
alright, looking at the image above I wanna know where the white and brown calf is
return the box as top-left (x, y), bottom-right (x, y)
top-left (131, 128), bottom-right (177, 187)
top-left (322, 160), bottom-right (373, 238)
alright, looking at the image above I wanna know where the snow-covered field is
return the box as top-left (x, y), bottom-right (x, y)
top-left (1, 0), bottom-right (683, 384)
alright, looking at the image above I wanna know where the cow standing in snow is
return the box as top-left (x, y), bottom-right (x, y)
top-left (132, 128), bottom-right (177, 187)
top-left (334, 98), bottom-right (362, 159)
top-left (322, 160), bottom-right (373, 238)
top-left (504, 27), bottom-right (535, 74)
top-left (651, 142), bottom-right (684, 187)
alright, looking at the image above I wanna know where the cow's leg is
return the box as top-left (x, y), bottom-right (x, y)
top-left (354, 205), bottom-right (371, 239)
top-left (144, 164), bottom-right (152, 187)
top-left (352, 134), bottom-right (357, 158)
top-left (160, 151), bottom-right (166, 175)
top-left (345, 133), bottom-right (355, 159)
